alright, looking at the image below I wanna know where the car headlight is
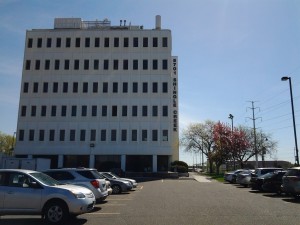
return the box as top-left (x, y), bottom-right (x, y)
top-left (72, 192), bottom-right (86, 199)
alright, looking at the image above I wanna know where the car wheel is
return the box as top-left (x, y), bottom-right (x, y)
top-left (44, 200), bottom-right (68, 224)
top-left (112, 185), bottom-right (122, 194)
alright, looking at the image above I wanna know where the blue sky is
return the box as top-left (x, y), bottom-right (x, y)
top-left (1, 0), bottom-right (300, 165)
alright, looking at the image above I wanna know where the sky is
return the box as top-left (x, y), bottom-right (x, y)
top-left (1, 0), bottom-right (300, 166)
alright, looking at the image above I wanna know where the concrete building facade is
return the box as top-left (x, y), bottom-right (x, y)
top-left (15, 16), bottom-right (179, 172)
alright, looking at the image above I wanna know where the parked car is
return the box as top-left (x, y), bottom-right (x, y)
top-left (0, 169), bottom-right (95, 224)
top-left (251, 172), bottom-right (277, 191)
top-left (236, 170), bottom-right (254, 187)
top-left (44, 168), bottom-right (108, 202)
top-left (262, 171), bottom-right (286, 194)
top-left (282, 167), bottom-right (300, 198)
top-left (224, 169), bottom-right (246, 183)
top-left (99, 172), bottom-right (133, 194)
top-left (102, 172), bottom-right (138, 188)
top-left (250, 168), bottom-right (283, 187)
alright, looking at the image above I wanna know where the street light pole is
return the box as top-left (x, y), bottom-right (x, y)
top-left (228, 114), bottom-right (235, 169)
top-left (281, 76), bottom-right (299, 166)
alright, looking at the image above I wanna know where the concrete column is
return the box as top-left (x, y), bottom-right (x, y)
top-left (89, 155), bottom-right (95, 168)
top-left (153, 155), bottom-right (157, 172)
top-left (58, 155), bottom-right (63, 168)
top-left (121, 155), bottom-right (126, 171)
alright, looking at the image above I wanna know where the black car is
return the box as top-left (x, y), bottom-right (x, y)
top-left (261, 171), bottom-right (286, 194)
top-left (251, 172), bottom-right (276, 191)
top-left (250, 168), bottom-right (283, 189)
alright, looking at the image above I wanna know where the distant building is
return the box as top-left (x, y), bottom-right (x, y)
top-left (15, 16), bottom-right (179, 172)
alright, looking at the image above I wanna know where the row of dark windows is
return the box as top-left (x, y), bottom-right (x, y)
top-left (27, 36), bottom-right (168, 49)
top-left (23, 81), bottom-right (169, 94)
top-left (25, 59), bottom-right (169, 71)
top-left (20, 105), bottom-right (169, 118)
top-left (18, 129), bottom-right (169, 142)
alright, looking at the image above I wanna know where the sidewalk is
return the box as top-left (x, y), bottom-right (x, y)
top-left (189, 172), bottom-right (212, 182)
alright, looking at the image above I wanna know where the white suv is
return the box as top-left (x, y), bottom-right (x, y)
top-left (0, 169), bottom-right (95, 224)
top-left (44, 168), bottom-right (108, 202)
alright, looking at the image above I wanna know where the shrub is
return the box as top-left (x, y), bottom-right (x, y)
top-left (170, 160), bottom-right (188, 173)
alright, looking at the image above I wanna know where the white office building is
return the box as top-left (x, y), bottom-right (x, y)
top-left (15, 16), bottom-right (179, 172)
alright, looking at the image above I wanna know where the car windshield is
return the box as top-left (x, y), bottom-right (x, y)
top-left (30, 172), bottom-right (62, 186)
top-left (110, 172), bottom-right (120, 178)
top-left (260, 172), bottom-right (275, 179)
top-left (103, 173), bottom-right (115, 178)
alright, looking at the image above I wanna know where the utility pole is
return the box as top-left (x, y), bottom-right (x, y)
top-left (247, 101), bottom-right (261, 168)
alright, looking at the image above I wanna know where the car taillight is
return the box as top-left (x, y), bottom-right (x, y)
top-left (90, 180), bottom-right (100, 188)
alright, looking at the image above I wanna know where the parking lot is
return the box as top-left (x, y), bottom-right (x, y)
top-left (2, 173), bottom-right (300, 225)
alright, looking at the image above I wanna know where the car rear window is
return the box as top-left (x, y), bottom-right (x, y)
top-left (285, 169), bottom-right (300, 176)
top-left (76, 170), bottom-right (102, 179)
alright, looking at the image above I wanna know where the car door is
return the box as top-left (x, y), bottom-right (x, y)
top-left (0, 172), bottom-right (6, 210)
top-left (2, 172), bottom-right (42, 213)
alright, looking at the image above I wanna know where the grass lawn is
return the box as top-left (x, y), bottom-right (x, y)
top-left (206, 173), bottom-right (225, 182)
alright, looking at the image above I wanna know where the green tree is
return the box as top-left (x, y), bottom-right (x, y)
top-left (0, 132), bottom-right (15, 156)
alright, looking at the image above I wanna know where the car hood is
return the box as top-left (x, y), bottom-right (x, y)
top-left (120, 178), bottom-right (136, 183)
top-left (54, 184), bottom-right (93, 194)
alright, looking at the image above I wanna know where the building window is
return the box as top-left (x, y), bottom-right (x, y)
top-left (33, 82), bottom-right (39, 93)
top-left (133, 82), bottom-right (138, 93)
top-left (104, 37), bottom-right (109, 47)
top-left (84, 60), bottom-right (89, 70)
top-left (123, 60), bottom-right (128, 70)
top-left (121, 130), bottom-right (127, 141)
top-left (132, 106), bottom-right (137, 117)
top-left (19, 130), bottom-right (25, 141)
top-left (75, 38), bottom-right (80, 47)
top-left (83, 82), bottom-right (88, 93)
top-left (61, 105), bottom-right (67, 117)
top-left (43, 82), bottom-right (48, 93)
top-left (81, 105), bottom-right (87, 117)
top-left (124, 37), bottom-right (129, 47)
top-left (41, 105), bottom-right (46, 117)
top-left (142, 106), bottom-right (148, 117)
top-left (70, 130), bottom-right (75, 141)
top-left (64, 60), bottom-right (70, 70)
top-left (55, 60), bottom-right (60, 70)
top-left (133, 60), bottom-right (138, 70)
top-left (162, 59), bottom-right (168, 70)
top-left (94, 60), bottom-right (99, 70)
top-left (51, 105), bottom-right (57, 117)
top-left (113, 82), bottom-right (118, 93)
top-left (39, 130), bottom-right (44, 141)
top-left (153, 37), bottom-right (158, 47)
top-left (152, 130), bottom-right (158, 141)
top-left (31, 106), bottom-right (36, 117)
top-left (162, 130), bottom-right (168, 141)
top-left (21, 106), bottom-right (26, 117)
top-left (143, 37), bottom-right (148, 47)
top-left (71, 106), bottom-right (77, 117)
top-left (132, 130), bottom-right (137, 141)
top-left (152, 59), bottom-right (158, 70)
top-left (90, 129), bottom-right (96, 141)
top-left (142, 130), bottom-right (147, 141)
top-left (23, 82), bottom-right (29, 93)
top-left (47, 38), bottom-right (52, 48)
top-left (74, 59), bottom-right (79, 70)
top-left (73, 82), bottom-right (78, 93)
top-left (122, 106), bottom-right (127, 117)
top-left (102, 105), bottom-right (107, 117)
top-left (45, 60), bottom-right (50, 70)
top-left (93, 82), bottom-right (98, 93)
top-left (101, 130), bottom-right (106, 141)
top-left (37, 38), bottom-right (42, 48)
top-left (27, 38), bottom-right (33, 48)
top-left (66, 37), bottom-right (71, 48)
top-left (91, 105), bottom-right (97, 117)
top-left (113, 60), bottom-right (118, 70)
top-left (103, 82), bottom-right (108, 93)
top-left (111, 130), bottom-right (117, 141)
top-left (63, 82), bottom-right (68, 93)
top-left (152, 82), bottom-right (158, 93)
top-left (56, 38), bottom-right (61, 48)
top-left (49, 130), bottom-right (55, 141)
top-left (133, 37), bottom-right (138, 47)
top-left (143, 60), bottom-right (148, 70)
top-left (35, 60), bottom-right (40, 70)
top-left (114, 38), bottom-right (119, 47)
top-left (112, 105), bottom-right (117, 117)
top-left (53, 82), bottom-right (58, 93)
top-left (122, 82), bottom-right (128, 93)
top-left (80, 130), bottom-right (86, 141)
top-left (162, 82), bottom-right (168, 93)
top-left (85, 38), bottom-right (90, 47)
top-left (95, 37), bottom-right (100, 47)
top-left (104, 60), bottom-right (109, 70)
top-left (142, 82), bottom-right (148, 93)
top-left (29, 129), bottom-right (35, 141)
top-left (25, 60), bottom-right (31, 70)
top-left (60, 130), bottom-right (65, 141)
top-left (152, 106), bottom-right (158, 117)
top-left (162, 106), bottom-right (168, 117)
top-left (162, 37), bottom-right (168, 47)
